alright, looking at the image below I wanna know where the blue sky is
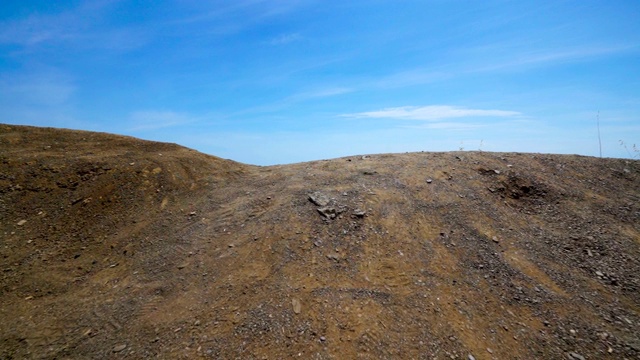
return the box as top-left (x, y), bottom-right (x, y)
top-left (1, 1), bottom-right (639, 165)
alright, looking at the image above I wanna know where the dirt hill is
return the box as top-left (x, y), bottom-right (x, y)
top-left (1, 124), bottom-right (639, 359)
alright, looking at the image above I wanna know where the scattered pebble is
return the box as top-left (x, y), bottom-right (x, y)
top-left (353, 209), bottom-right (366, 217)
top-left (17, 220), bottom-right (27, 226)
top-left (292, 298), bottom-right (301, 314)
top-left (568, 352), bottom-right (585, 360)
top-left (326, 253), bottom-right (341, 261)
top-left (113, 344), bottom-right (127, 352)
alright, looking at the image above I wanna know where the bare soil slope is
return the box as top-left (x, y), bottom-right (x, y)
top-left (1, 124), bottom-right (639, 359)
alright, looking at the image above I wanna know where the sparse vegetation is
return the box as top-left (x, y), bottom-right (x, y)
top-left (619, 139), bottom-right (640, 159)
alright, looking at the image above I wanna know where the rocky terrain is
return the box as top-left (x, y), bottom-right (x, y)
top-left (1, 124), bottom-right (639, 359)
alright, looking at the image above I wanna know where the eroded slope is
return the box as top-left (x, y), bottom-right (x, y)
top-left (1, 125), bottom-right (639, 359)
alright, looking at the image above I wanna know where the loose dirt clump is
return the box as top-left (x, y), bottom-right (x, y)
top-left (1, 124), bottom-right (639, 359)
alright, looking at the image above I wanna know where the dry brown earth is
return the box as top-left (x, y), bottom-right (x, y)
top-left (1, 124), bottom-right (639, 359)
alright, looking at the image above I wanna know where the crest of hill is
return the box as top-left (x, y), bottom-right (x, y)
top-left (1, 124), bottom-right (639, 359)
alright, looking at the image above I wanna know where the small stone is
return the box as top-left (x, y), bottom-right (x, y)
top-left (17, 220), bottom-right (27, 226)
top-left (492, 236), bottom-right (499, 243)
top-left (569, 329), bottom-right (576, 335)
top-left (113, 344), bottom-right (127, 352)
top-left (292, 298), bottom-right (301, 314)
top-left (596, 271), bottom-right (604, 277)
top-left (319, 336), bottom-right (326, 342)
top-left (317, 207), bottom-right (338, 219)
top-left (426, 179), bottom-right (433, 184)
top-left (568, 352), bottom-right (585, 360)
top-left (353, 209), bottom-right (366, 218)
top-left (468, 355), bottom-right (476, 360)
top-left (83, 328), bottom-right (92, 336)
top-left (326, 253), bottom-right (341, 261)
top-left (486, 348), bottom-right (493, 354)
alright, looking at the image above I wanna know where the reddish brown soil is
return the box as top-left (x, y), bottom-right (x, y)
top-left (1, 124), bottom-right (639, 359)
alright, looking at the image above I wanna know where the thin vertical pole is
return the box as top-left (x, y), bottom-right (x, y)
top-left (597, 111), bottom-right (602, 158)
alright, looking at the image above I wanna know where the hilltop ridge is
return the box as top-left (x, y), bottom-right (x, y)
top-left (1, 124), bottom-right (639, 359)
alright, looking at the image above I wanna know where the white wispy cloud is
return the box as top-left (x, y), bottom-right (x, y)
top-left (0, 69), bottom-right (75, 106)
top-left (356, 44), bottom-right (638, 91)
top-left (169, 0), bottom-right (312, 35)
top-left (342, 105), bottom-right (520, 121)
top-left (128, 111), bottom-right (197, 131)
top-left (0, 1), bottom-right (147, 51)
top-left (285, 87), bottom-right (353, 101)
top-left (368, 69), bottom-right (450, 89)
top-left (230, 86), bottom-right (353, 116)
top-left (473, 44), bottom-right (639, 73)
top-left (268, 33), bottom-right (302, 45)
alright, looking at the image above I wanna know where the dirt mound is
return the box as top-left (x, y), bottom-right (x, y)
top-left (1, 124), bottom-right (639, 359)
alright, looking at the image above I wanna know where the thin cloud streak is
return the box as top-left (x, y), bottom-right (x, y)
top-left (357, 44), bottom-right (637, 90)
top-left (0, 1), bottom-right (148, 52)
top-left (268, 33), bottom-right (302, 45)
top-left (128, 111), bottom-right (198, 131)
top-left (0, 69), bottom-right (75, 106)
top-left (230, 86), bottom-right (353, 116)
top-left (285, 87), bottom-right (353, 102)
top-left (473, 44), bottom-right (639, 72)
top-left (342, 105), bottom-right (520, 121)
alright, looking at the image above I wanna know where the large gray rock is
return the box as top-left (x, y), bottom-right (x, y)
top-left (309, 191), bottom-right (330, 206)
